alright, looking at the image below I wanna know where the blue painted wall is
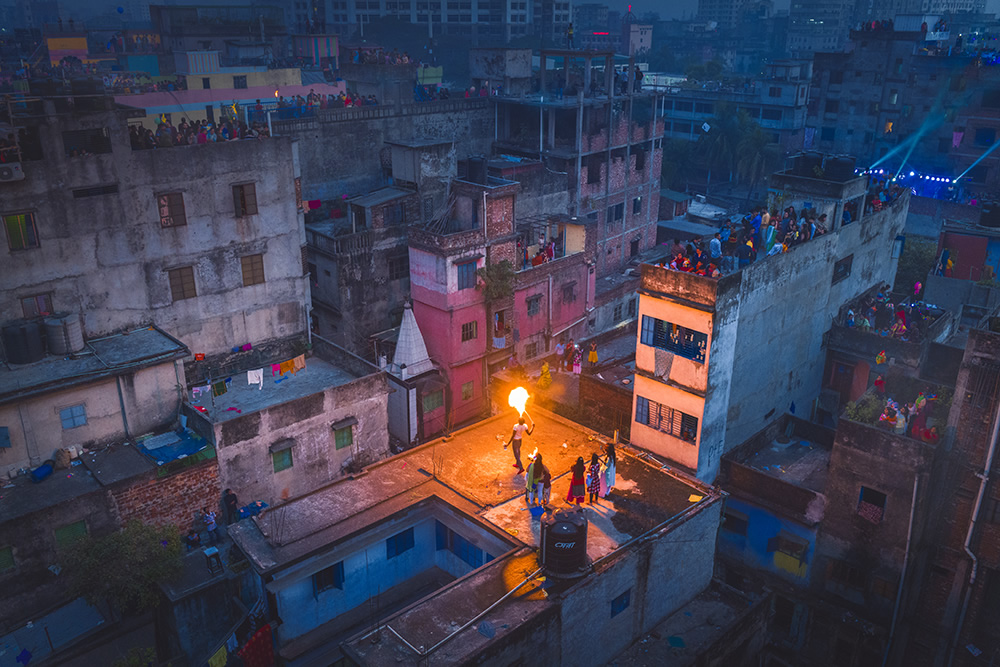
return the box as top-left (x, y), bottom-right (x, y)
top-left (717, 497), bottom-right (818, 584)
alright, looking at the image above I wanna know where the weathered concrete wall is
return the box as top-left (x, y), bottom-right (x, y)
top-left (274, 100), bottom-right (494, 203)
top-left (1, 108), bottom-right (308, 363)
top-left (0, 362), bottom-right (181, 476)
top-left (208, 371), bottom-right (390, 505)
top-left (558, 498), bottom-right (723, 667)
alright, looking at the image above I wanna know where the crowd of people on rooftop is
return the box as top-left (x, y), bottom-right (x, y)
top-left (104, 73), bottom-right (187, 94)
top-left (352, 48), bottom-right (417, 66)
top-left (130, 117), bottom-right (269, 150)
top-left (843, 285), bottom-right (937, 343)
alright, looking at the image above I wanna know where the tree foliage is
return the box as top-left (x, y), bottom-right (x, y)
top-left (67, 520), bottom-right (183, 614)
top-left (476, 260), bottom-right (515, 302)
top-left (893, 238), bottom-right (938, 295)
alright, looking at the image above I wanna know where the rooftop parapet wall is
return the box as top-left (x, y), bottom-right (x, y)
top-left (640, 263), bottom-right (723, 310)
top-left (769, 171), bottom-right (867, 201)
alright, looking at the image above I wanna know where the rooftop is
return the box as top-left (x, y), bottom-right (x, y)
top-left (0, 326), bottom-right (188, 406)
top-left (230, 407), bottom-right (719, 574)
top-left (348, 186), bottom-right (414, 209)
top-left (0, 462), bottom-right (103, 523)
top-left (192, 357), bottom-right (358, 423)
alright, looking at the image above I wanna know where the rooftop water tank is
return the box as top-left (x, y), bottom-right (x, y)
top-left (798, 151), bottom-right (824, 177)
top-left (468, 156), bottom-right (488, 185)
top-left (980, 200), bottom-right (1000, 228)
top-left (540, 509), bottom-right (589, 578)
top-left (2, 320), bottom-right (46, 365)
top-left (45, 312), bottom-right (85, 355)
top-left (825, 155), bottom-right (857, 182)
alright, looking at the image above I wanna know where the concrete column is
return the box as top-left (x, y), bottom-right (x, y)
top-left (548, 105), bottom-right (556, 149)
top-left (583, 56), bottom-right (592, 95)
top-left (540, 54), bottom-right (547, 95)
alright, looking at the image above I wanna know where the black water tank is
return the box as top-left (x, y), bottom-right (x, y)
top-left (541, 509), bottom-right (589, 577)
top-left (468, 156), bottom-right (488, 184)
top-left (798, 151), bottom-right (824, 177)
top-left (980, 200), bottom-right (1000, 228)
top-left (825, 155), bottom-right (857, 182)
top-left (2, 320), bottom-right (46, 365)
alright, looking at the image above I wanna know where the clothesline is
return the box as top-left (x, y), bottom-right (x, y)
top-left (189, 354), bottom-right (308, 412)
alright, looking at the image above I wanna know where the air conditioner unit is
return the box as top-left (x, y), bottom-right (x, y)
top-left (0, 162), bottom-right (25, 182)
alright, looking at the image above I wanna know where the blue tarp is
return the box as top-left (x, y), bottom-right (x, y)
top-left (135, 428), bottom-right (207, 466)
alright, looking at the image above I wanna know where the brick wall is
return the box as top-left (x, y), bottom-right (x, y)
top-left (110, 459), bottom-right (221, 532)
top-left (579, 372), bottom-right (633, 440)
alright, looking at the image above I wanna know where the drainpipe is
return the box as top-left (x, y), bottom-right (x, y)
top-left (115, 375), bottom-right (131, 440)
top-left (547, 273), bottom-right (553, 339)
top-left (883, 475), bottom-right (919, 667)
top-left (948, 388), bottom-right (1000, 667)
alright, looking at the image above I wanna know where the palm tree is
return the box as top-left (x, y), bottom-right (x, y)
top-left (698, 103), bottom-right (747, 191)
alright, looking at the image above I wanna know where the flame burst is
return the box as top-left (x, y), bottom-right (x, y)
top-left (508, 387), bottom-right (529, 417)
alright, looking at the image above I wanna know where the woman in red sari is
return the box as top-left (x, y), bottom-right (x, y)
top-left (566, 457), bottom-right (585, 505)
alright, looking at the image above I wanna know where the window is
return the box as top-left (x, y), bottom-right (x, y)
top-left (388, 254), bottom-right (409, 281)
top-left (768, 86), bottom-right (781, 97)
top-left (767, 532), bottom-right (808, 560)
top-left (587, 155), bottom-right (601, 184)
top-left (607, 202), bottom-right (624, 222)
top-left (630, 238), bottom-right (640, 257)
top-left (313, 561), bottom-right (344, 592)
top-left (386, 527), bottom-right (415, 559)
top-left (526, 295), bottom-right (541, 316)
top-left (168, 266), bottom-right (197, 301)
top-left (241, 254), bottom-right (266, 287)
top-left (613, 304), bottom-right (623, 322)
top-left (158, 192), bottom-right (187, 227)
top-left (983, 497), bottom-right (1000, 524)
top-left (461, 320), bottom-right (478, 341)
top-left (695, 102), bottom-right (713, 114)
top-left (462, 381), bottom-right (474, 401)
top-left (334, 425), bottom-right (353, 450)
top-left (72, 184), bottom-right (119, 198)
top-left (674, 101), bottom-right (692, 112)
top-left (21, 293), bottom-right (52, 318)
top-left (525, 341), bottom-right (539, 359)
top-left (889, 90), bottom-right (898, 105)
top-left (611, 588), bottom-right (631, 617)
top-left (825, 100), bottom-right (839, 114)
top-left (627, 298), bottom-right (636, 318)
top-left (457, 261), bottom-right (477, 290)
top-left (640, 316), bottom-right (707, 362)
top-left (435, 521), bottom-right (491, 568)
top-left (55, 520), bottom-right (88, 549)
top-left (232, 183), bottom-right (258, 216)
top-left (4, 212), bottom-right (39, 251)
top-left (635, 396), bottom-right (699, 441)
top-left (832, 255), bottom-right (853, 285)
top-left (0, 546), bottom-right (13, 573)
top-left (233, 75), bottom-right (248, 89)
top-left (871, 576), bottom-right (896, 599)
top-left (202, 77), bottom-right (211, 89)
top-left (761, 108), bottom-right (782, 121)
top-left (773, 596), bottom-right (795, 635)
top-left (60, 404), bottom-right (87, 429)
top-left (561, 283), bottom-right (576, 303)
top-left (722, 509), bottom-right (748, 536)
top-left (632, 197), bottom-right (642, 215)
top-left (272, 448), bottom-right (293, 472)
top-left (62, 128), bottom-right (112, 156)
top-left (975, 127), bottom-right (997, 147)
top-left (857, 486), bottom-right (887, 524)
top-left (422, 389), bottom-right (444, 413)
top-left (828, 559), bottom-right (866, 589)
top-left (820, 127), bottom-right (836, 142)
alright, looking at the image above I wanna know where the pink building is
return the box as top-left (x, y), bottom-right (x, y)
top-left (409, 173), bottom-right (594, 429)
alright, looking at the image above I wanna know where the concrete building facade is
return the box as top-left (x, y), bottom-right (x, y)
top-left (1, 98), bottom-right (310, 383)
top-left (631, 167), bottom-right (909, 482)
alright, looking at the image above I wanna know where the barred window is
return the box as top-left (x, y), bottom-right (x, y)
top-left (461, 320), bottom-right (478, 341)
top-left (168, 266), bottom-right (197, 301)
top-left (640, 316), bottom-right (707, 363)
top-left (635, 396), bottom-right (698, 441)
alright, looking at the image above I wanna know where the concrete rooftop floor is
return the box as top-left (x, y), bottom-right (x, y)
top-left (195, 357), bottom-right (357, 423)
top-left (741, 435), bottom-right (831, 493)
top-left (231, 408), bottom-right (715, 572)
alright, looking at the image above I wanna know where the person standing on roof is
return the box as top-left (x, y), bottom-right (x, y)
top-left (505, 412), bottom-right (534, 474)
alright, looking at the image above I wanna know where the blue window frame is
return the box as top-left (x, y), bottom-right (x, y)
top-left (640, 316), bottom-right (707, 363)
top-left (611, 588), bottom-right (631, 617)
top-left (59, 404), bottom-right (87, 430)
top-left (435, 520), bottom-right (488, 568)
top-left (312, 561), bottom-right (345, 592)
top-left (635, 396), bottom-right (698, 442)
top-left (386, 527), bottom-right (415, 559)
top-left (457, 261), bottom-right (477, 290)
